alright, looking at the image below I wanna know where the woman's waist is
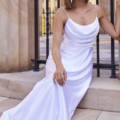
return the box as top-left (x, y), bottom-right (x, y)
top-left (61, 40), bottom-right (94, 50)
top-left (60, 42), bottom-right (93, 55)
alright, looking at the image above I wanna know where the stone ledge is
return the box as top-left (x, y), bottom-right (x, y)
top-left (0, 71), bottom-right (120, 112)
top-left (0, 69), bottom-right (46, 100)
top-left (78, 77), bottom-right (120, 112)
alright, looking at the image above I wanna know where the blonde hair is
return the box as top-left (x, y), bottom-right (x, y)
top-left (64, 0), bottom-right (89, 9)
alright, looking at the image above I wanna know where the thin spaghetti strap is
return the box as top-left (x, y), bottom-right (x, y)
top-left (61, 6), bottom-right (69, 18)
top-left (95, 4), bottom-right (97, 17)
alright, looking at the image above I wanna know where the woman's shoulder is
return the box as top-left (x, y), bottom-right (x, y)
top-left (55, 6), bottom-right (66, 13)
top-left (95, 4), bottom-right (104, 12)
top-left (55, 6), bottom-right (68, 17)
top-left (95, 4), bottom-right (106, 19)
top-left (54, 6), bottom-right (68, 23)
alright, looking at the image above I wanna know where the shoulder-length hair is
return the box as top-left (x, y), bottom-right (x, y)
top-left (64, 0), bottom-right (89, 9)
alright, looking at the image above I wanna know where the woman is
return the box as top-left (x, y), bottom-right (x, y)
top-left (1, 0), bottom-right (120, 120)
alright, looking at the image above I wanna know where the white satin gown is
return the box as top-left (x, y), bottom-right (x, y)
top-left (0, 4), bottom-right (99, 120)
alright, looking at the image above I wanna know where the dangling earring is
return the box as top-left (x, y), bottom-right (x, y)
top-left (70, 0), bottom-right (73, 3)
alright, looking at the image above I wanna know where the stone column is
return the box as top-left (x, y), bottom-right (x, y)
top-left (0, 0), bottom-right (35, 73)
top-left (99, 0), bottom-right (116, 34)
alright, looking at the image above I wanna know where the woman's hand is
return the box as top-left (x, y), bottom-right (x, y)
top-left (53, 65), bottom-right (67, 86)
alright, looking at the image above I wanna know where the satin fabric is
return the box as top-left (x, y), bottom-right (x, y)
top-left (0, 5), bottom-right (99, 120)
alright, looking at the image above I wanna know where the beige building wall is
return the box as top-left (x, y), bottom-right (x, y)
top-left (0, 0), bottom-right (35, 73)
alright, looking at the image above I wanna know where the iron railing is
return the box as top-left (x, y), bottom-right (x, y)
top-left (31, 0), bottom-right (60, 70)
top-left (42, 9), bottom-right (55, 36)
top-left (32, 0), bottom-right (118, 78)
top-left (93, 0), bottom-right (118, 78)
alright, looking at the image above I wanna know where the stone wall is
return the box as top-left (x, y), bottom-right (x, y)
top-left (0, 0), bottom-right (35, 73)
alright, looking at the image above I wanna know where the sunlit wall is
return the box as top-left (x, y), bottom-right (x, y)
top-left (89, 0), bottom-right (96, 4)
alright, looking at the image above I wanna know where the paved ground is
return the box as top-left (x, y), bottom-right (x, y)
top-left (0, 96), bottom-right (119, 120)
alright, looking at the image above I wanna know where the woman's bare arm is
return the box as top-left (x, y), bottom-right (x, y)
top-left (52, 8), bottom-right (67, 86)
top-left (97, 1), bottom-right (120, 40)
top-left (52, 8), bottom-right (64, 68)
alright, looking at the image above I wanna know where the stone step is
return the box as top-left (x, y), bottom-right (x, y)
top-left (78, 76), bottom-right (120, 112)
top-left (0, 70), bottom-right (120, 112)
top-left (73, 108), bottom-right (120, 120)
top-left (0, 96), bottom-right (120, 120)
top-left (0, 69), bottom-right (46, 100)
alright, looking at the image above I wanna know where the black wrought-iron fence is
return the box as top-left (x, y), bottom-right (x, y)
top-left (93, 0), bottom-right (118, 78)
top-left (31, 0), bottom-right (118, 78)
top-left (42, 9), bottom-right (55, 36)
